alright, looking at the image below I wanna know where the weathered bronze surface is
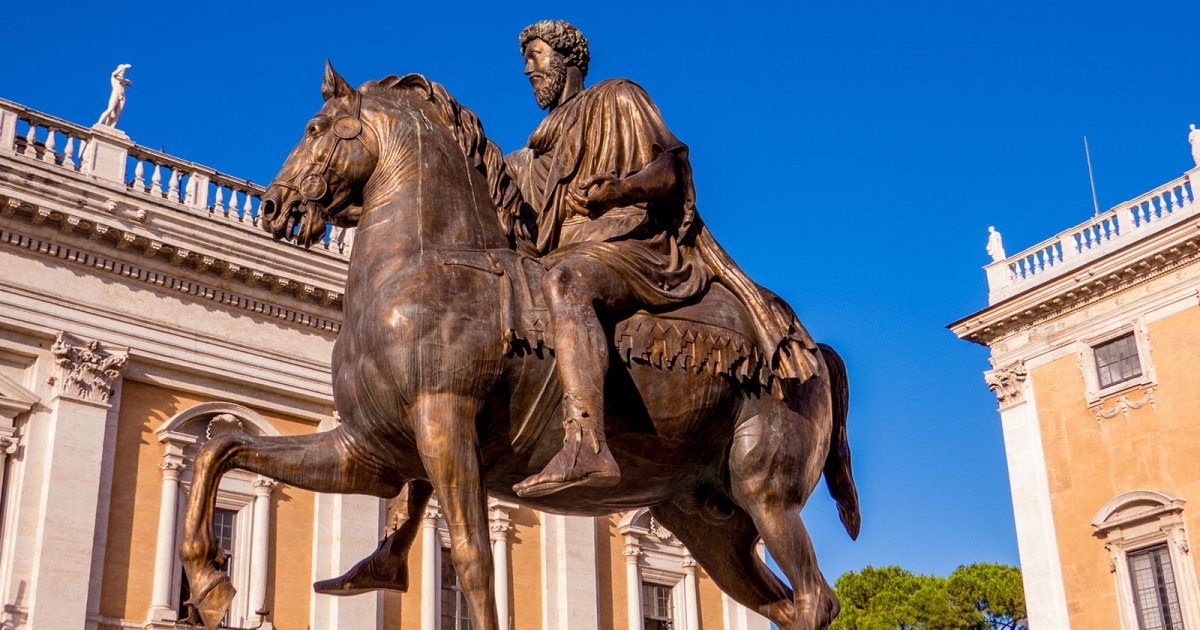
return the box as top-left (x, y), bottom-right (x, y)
top-left (180, 21), bottom-right (860, 630)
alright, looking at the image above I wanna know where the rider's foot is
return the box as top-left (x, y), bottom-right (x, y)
top-left (314, 533), bottom-right (410, 595)
top-left (514, 418), bottom-right (621, 498)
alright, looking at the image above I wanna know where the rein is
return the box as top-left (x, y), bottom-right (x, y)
top-left (272, 91), bottom-right (378, 208)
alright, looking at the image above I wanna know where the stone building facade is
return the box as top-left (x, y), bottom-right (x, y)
top-left (0, 97), bottom-right (770, 629)
top-left (952, 152), bottom-right (1200, 629)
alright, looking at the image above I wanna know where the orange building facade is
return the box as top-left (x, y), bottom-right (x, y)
top-left (953, 157), bottom-right (1200, 629)
top-left (0, 96), bottom-right (770, 630)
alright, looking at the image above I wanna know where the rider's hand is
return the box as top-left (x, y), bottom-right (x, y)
top-left (570, 173), bottom-right (626, 218)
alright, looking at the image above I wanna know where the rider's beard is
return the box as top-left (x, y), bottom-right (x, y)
top-left (531, 57), bottom-right (567, 110)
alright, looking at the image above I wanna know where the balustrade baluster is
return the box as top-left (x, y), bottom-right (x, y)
top-left (150, 163), bottom-right (163, 195)
top-left (227, 188), bottom-right (239, 219)
top-left (61, 137), bottom-right (75, 170)
top-left (168, 169), bottom-right (180, 201)
top-left (1173, 186), bottom-right (1185, 210)
top-left (133, 159), bottom-right (145, 190)
top-left (241, 193), bottom-right (253, 223)
top-left (184, 176), bottom-right (196, 206)
top-left (42, 129), bottom-right (56, 164)
top-left (23, 124), bottom-right (36, 157)
top-left (213, 186), bottom-right (225, 216)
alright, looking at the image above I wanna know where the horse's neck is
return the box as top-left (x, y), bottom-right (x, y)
top-left (357, 131), bottom-right (510, 256)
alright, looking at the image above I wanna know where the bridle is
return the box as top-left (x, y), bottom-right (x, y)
top-left (271, 91), bottom-right (377, 210)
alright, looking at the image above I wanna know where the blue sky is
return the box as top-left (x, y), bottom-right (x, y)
top-left (6, 1), bottom-right (1199, 585)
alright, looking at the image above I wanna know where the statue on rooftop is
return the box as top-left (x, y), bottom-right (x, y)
top-left (96, 64), bottom-right (132, 128)
top-left (987, 226), bottom-right (1006, 262)
top-left (1190, 123), bottom-right (1200, 168)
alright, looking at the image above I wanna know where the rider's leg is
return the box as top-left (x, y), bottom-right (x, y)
top-left (514, 256), bottom-right (636, 498)
top-left (314, 478), bottom-right (434, 594)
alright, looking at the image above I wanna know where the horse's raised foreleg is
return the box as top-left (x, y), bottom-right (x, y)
top-left (649, 501), bottom-right (796, 627)
top-left (411, 392), bottom-right (498, 630)
top-left (181, 426), bottom-right (403, 630)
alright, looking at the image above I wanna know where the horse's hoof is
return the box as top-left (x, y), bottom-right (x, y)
top-left (188, 575), bottom-right (236, 630)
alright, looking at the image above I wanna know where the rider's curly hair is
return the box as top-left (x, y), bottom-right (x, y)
top-left (519, 20), bottom-right (589, 79)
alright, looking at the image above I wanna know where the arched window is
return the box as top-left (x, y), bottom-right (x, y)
top-left (146, 403), bottom-right (280, 629)
top-left (1093, 490), bottom-right (1200, 629)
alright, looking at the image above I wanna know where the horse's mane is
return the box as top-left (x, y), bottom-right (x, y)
top-left (361, 74), bottom-right (534, 249)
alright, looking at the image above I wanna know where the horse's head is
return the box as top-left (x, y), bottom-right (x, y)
top-left (261, 61), bottom-right (379, 246)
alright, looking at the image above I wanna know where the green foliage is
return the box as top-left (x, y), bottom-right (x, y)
top-left (829, 564), bottom-right (1027, 630)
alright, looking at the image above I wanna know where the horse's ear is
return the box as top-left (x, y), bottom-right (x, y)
top-left (322, 60), bottom-right (354, 101)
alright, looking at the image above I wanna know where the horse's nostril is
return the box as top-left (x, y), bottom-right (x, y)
top-left (261, 198), bottom-right (277, 219)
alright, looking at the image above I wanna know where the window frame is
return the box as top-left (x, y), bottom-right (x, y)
top-left (1127, 543), bottom-right (1186, 630)
top-left (1093, 491), bottom-right (1200, 630)
top-left (1078, 320), bottom-right (1156, 405)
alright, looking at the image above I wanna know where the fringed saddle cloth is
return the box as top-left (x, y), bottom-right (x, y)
top-left (442, 249), bottom-right (769, 389)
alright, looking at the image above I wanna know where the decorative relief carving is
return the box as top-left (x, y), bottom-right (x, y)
top-left (648, 517), bottom-right (676, 542)
top-left (1090, 386), bottom-right (1156, 423)
top-left (984, 361), bottom-right (1027, 408)
top-left (206, 413), bottom-right (244, 439)
top-left (0, 435), bottom-right (19, 455)
top-left (50, 332), bottom-right (127, 402)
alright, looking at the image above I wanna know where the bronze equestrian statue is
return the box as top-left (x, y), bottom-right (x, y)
top-left (180, 21), bottom-right (860, 630)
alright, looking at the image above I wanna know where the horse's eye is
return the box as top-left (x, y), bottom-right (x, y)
top-left (308, 124), bottom-right (323, 136)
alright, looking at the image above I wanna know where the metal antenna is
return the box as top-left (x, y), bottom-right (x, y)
top-left (1084, 135), bottom-right (1101, 217)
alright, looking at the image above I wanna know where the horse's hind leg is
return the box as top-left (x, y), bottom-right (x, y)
top-left (181, 425), bottom-right (403, 630)
top-left (411, 393), bottom-right (498, 630)
top-left (649, 501), bottom-right (796, 627)
top-left (730, 415), bottom-right (839, 630)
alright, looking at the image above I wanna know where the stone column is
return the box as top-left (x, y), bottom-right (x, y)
top-left (420, 503), bottom-right (441, 630)
top-left (24, 333), bottom-right (127, 630)
top-left (540, 514), bottom-right (600, 630)
top-left (683, 555), bottom-right (700, 630)
top-left (247, 476), bottom-right (277, 625)
top-left (985, 361), bottom-right (1071, 629)
top-left (623, 537), bottom-right (642, 630)
top-left (147, 458), bottom-right (186, 622)
top-left (489, 500), bottom-right (515, 630)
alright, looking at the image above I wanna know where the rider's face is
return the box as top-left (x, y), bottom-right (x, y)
top-left (523, 39), bottom-right (566, 110)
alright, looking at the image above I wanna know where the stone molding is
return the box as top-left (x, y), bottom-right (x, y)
top-left (951, 216), bottom-right (1200, 347)
top-left (50, 331), bottom-right (127, 403)
top-left (0, 224), bottom-right (340, 334)
top-left (984, 361), bottom-right (1027, 409)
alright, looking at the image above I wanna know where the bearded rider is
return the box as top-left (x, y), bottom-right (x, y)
top-left (507, 20), bottom-right (821, 499)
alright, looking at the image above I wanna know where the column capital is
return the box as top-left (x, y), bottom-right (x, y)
top-left (422, 505), bottom-right (441, 523)
top-left (157, 460), bottom-right (185, 478)
top-left (984, 360), bottom-right (1028, 409)
top-left (50, 332), bottom-right (128, 404)
top-left (251, 476), bottom-right (278, 496)
top-left (490, 520), bottom-right (513, 542)
top-left (623, 543), bottom-right (642, 563)
top-left (682, 555), bottom-right (698, 571)
top-left (0, 434), bottom-right (19, 456)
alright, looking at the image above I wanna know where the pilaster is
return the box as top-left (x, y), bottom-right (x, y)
top-left (23, 332), bottom-right (126, 630)
top-left (540, 513), bottom-right (600, 630)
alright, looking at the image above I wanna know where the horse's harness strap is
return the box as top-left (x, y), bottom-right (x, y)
top-left (277, 92), bottom-right (377, 203)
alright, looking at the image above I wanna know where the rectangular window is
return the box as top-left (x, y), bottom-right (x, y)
top-left (178, 507), bottom-right (237, 623)
top-left (1095, 333), bottom-right (1143, 389)
top-left (642, 583), bottom-right (673, 629)
top-left (1129, 544), bottom-right (1185, 630)
top-left (440, 547), bottom-right (473, 630)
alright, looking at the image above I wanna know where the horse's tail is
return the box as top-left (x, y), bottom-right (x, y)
top-left (819, 343), bottom-right (860, 540)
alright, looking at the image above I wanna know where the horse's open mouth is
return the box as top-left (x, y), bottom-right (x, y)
top-left (261, 190), bottom-right (330, 247)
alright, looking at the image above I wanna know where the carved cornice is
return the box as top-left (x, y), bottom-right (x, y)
top-left (951, 220), bottom-right (1200, 347)
top-left (51, 331), bottom-right (127, 403)
top-left (0, 225), bottom-right (341, 334)
top-left (984, 361), bottom-right (1027, 409)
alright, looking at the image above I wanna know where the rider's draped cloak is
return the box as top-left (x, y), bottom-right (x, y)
top-left (505, 79), bottom-right (820, 384)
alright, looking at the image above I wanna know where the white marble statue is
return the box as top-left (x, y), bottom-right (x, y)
top-left (987, 226), bottom-right (1006, 262)
top-left (96, 64), bottom-right (132, 127)
top-left (1190, 123), bottom-right (1200, 168)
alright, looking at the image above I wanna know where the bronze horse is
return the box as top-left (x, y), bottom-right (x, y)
top-left (180, 63), bottom-right (860, 630)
